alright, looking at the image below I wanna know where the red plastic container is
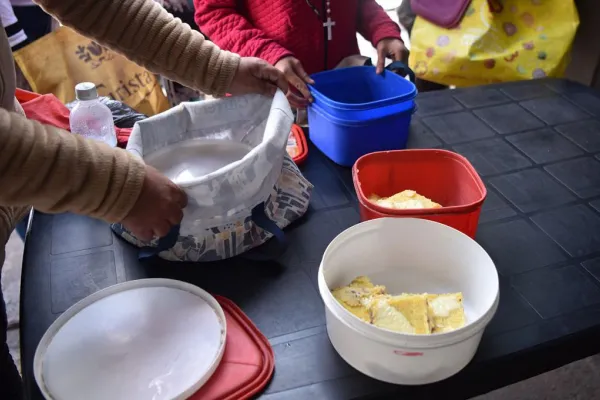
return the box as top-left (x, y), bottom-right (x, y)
top-left (352, 149), bottom-right (487, 238)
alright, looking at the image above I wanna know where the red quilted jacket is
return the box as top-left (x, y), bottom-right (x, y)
top-left (194, 0), bottom-right (402, 75)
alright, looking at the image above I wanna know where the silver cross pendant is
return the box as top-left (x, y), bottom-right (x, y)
top-left (323, 17), bottom-right (336, 41)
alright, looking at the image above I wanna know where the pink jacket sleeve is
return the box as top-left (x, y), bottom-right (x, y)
top-left (357, 0), bottom-right (402, 46)
top-left (194, 0), bottom-right (293, 66)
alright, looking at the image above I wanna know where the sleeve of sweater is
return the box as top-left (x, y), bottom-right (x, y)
top-left (0, 108), bottom-right (145, 223)
top-left (194, 0), bottom-right (293, 66)
top-left (34, 0), bottom-right (240, 97)
top-left (357, 0), bottom-right (402, 47)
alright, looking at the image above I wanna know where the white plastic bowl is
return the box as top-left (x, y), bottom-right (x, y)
top-left (318, 218), bottom-right (499, 385)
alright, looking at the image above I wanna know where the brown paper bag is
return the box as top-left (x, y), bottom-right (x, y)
top-left (14, 27), bottom-right (169, 116)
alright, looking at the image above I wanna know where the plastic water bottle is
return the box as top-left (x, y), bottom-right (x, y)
top-left (69, 82), bottom-right (117, 147)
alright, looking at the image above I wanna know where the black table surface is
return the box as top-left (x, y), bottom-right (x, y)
top-left (21, 78), bottom-right (600, 400)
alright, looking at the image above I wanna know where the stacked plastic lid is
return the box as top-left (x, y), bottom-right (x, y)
top-left (287, 124), bottom-right (308, 165)
top-left (191, 296), bottom-right (274, 400)
top-left (34, 279), bottom-right (274, 400)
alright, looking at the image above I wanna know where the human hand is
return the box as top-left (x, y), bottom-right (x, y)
top-left (228, 57), bottom-right (289, 97)
top-left (275, 56), bottom-right (314, 109)
top-left (375, 38), bottom-right (408, 74)
top-left (121, 165), bottom-right (187, 241)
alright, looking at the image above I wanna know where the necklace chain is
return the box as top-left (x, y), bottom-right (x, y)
top-left (304, 0), bottom-right (331, 20)
top-left (304, 0), bottom-right (335, 41)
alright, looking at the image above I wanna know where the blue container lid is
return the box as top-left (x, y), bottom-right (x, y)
top-left (308, 66), bottom-right (417, 112)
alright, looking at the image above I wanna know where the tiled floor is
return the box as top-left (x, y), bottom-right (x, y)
top-left (3, 231), bottom-right (600, 398)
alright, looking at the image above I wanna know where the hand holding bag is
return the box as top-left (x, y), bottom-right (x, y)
top-left (112, 91), bottom-right (313, 262)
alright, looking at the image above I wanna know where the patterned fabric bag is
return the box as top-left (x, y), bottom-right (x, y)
top-left (409, 0), bottom-right (579, 87)
top-left (112, 92), bottom-right (312, 262)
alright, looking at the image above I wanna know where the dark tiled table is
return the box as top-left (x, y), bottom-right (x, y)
top-left (21, 79), bottom-right (600, 399)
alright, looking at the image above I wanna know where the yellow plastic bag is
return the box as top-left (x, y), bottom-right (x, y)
top-left (409, 0), bottom-right (580, 87)
top-left (14, 27), bottom-right (169, 116)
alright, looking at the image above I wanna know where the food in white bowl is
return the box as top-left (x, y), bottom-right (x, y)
top-left (332, 276), bottom-right (466, 334)
top-left (318, 218), bottom-right (499, 385)
top-left (330, 276), bottom-right (386, 322)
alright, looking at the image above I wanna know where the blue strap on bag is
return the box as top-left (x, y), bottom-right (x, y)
top-left (139, 226), bottom-right (180, 260)
top-left (242, 203), bottom-right (288, 261)
top-left (385, 61), bottom-right (416, 83)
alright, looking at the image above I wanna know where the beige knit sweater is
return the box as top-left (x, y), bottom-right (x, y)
top-left (0, 0), bottom-right (240, 267)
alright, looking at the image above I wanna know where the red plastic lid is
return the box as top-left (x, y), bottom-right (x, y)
top-left (287, 124), bottom-right (308, 165)
top-left (190, 296), bottom-right (274, 400)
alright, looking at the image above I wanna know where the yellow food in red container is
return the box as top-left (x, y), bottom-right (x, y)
top-left (369, 190), bottom-right (442, 210)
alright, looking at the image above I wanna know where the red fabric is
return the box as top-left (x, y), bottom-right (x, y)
top-left (15, 89), bottom-right (132, 148)
top-left (190, 296), bottom-right (274, 400)
top-left (194, 0), bottom-right (401, 75)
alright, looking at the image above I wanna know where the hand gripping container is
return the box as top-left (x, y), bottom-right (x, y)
top-left (307, 66), bottom-right (417, 167)
top-left (318, 218), bottom-right (500, 385)
top-left (353, 149), bottom-right (487, 238)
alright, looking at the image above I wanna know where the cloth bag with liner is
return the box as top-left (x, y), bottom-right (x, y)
top-left (111, 91), bottom-right (313, 262)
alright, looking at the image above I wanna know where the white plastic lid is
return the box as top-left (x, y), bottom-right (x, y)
top-left (75, 82), bottom-right (99, 101)
top-left (34, 279), bottom-right (227, 400)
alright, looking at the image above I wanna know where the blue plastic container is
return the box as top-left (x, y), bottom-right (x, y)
top-left (307, 66), bottom-right (417, 167)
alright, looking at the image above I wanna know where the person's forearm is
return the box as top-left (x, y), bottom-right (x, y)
top-left (35, 0), bottom-right (240, 97)
top-left (0, 108), bottom-right (145, 222)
